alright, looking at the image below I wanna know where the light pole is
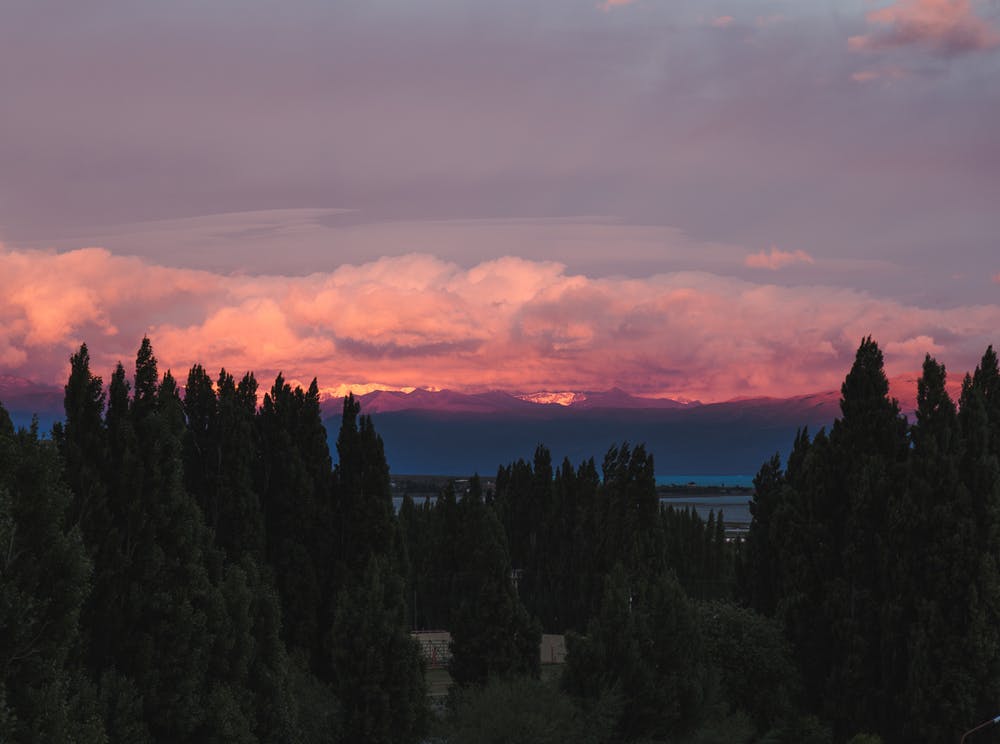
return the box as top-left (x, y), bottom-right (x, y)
top-left (961, 714), bottom-right (1000, 743)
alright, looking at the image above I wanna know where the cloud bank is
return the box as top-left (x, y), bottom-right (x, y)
top-left (2, 244), bottom-right (999, 403)
top-left (849, 0), bottom-right (1000, 56)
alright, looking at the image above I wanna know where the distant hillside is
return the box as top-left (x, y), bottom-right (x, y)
top-left (324, 390), bottom-right (841, 476)
top-left (0, 375), bottom-right (841, 475)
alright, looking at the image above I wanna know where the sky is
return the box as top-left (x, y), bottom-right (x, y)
top-left (2, 0), bottom-right (999, 402)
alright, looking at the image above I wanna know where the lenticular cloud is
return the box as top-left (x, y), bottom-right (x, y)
top-left (1, 244), bottom-right (998, 402)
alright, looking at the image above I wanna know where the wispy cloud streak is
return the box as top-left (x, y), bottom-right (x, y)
top-left (744, 247), bottom-right (815, 270)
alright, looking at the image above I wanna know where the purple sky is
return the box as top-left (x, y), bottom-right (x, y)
top-left (2, 0), bottom-right (999, 400)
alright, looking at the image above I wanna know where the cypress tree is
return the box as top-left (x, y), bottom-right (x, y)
top-left (598, 443), bottom-right (665, 589)
top-left (0, 408), bottom-right (105, 743)
top-left (824, 338), bottom-right (907, 736)
top-left (743, 452), bottom-right (784, 615)
top-left (327, 395), bottom-right (429, 740)
top-left (328, 556), bottom-right (427, 744)
top-left (887, 354), bottom-right (981, 742)
top-left (333, 393), bottom-right (393, 576)
top-left (448, 476), bottom-right (541, 688)
top-left (257, 373), bottom-right (324, 664)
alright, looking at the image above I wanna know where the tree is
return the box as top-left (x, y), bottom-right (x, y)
top-left (696, 601), bottom-right (798, 735)
top-left (598, 443), bottom-right (665, 589)
top-left (742, 452), bottom-right (784, 616)
top-left (0, 406), bottom-right (104, 742)
top-left (183, 366), bottom-right (266, 562)
top-left (447, 476), bottom-right (541, 688)
top-left (257, 373), bottom-right (325, 665)
top-left (333, 393), bottom-right (394, 576)
top-left (328, 556), bottom-right (427, 744)
top-left (823, 338), bottom-right (908, 736)
top-left (564, 564), bottom-right (708, 742)
top-left (442, 676), bottom-right (616, 744)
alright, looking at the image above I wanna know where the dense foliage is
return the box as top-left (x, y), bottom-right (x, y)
top-left (742, 339), bottom-right (1000, 743)
top-left (4, 336), bottom-right (1000, 742)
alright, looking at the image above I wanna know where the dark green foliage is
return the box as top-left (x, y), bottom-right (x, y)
top-left (597, 443), bottom-right (666, 587)
top-left (663, 506), bottom-right (732, 600)
top-left (494, 443), bottom-right (734, 635)
top-left (0, 407), bottom-right (102, 742)
top-left (95, 669), bottom-right (152, 744)
top-left (287, 652), bottom-right (340, 744)
top-left (257, 373), bottom-right (329, 665)
top-left (742, 451), bottom-right (784, 616)
top-left (43, 341), bottom-right (311, 742)
top-left (563, 564), bottom-right (708, 742)
top-left (215, 369), bottom-right (266, 559)
top-left (741, 340), bottom-right (1000, 743)
top-left (448, 478), bottom-right (541, 687)
top-left (441, 676), bottom-right (618, 744)
top-left (696, 601), bottom-right (798, 734)
top-left (334, 393), bottom-right (394, 574)
top-left (56, 343), bottom-right (108, 538)
top-left (15, 332), bottom-right (1000, 744)
top-left (324, 396), bottom-right (430, 742)
top-left (329, 556), bottom-right (427, 744)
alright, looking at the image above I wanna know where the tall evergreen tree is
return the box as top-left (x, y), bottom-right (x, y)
top-left (0, 407), bottom-right (104, 742)
top-left (183, 366), bottom-right (265, 561)
top-left (597, 443), bottom-right (665, 590)
top-left (257, 373), bottom-right (325, 665)
top-left (824, 338), bottom-right (907, 736)
top-left (448, 476), bottom-right (541, 687)
top-left (56, 344), bottom-right (108, 536)
top-left (882, 354), bottom-right (981, 742)
top-left (328, 556), bottom-right (427, 744)
top-left (333, 393), bottom-right (393, 575)
top-left (326, 395), bottom-right (429, 740)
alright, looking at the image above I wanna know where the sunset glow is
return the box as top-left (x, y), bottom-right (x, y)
top-left (1, 243), bottom-right (998, 403)
top-left (2, 0), bottom-right (999, 404)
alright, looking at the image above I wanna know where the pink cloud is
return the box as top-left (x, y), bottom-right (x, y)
top-left (1, 244), bottom-right (999, 403)
top-left (711, 16), bottom-right (736, 28)
top-left (849, 0), bottom-right (1000, 56)
top-left (851, 65), bottom-right (909, 82)
top-left (744, 247), bottom-right (816, 270)
top-left (993, 272), bottom-right (1000, 284)
top-left (598, 0), bottom-right (635, 11)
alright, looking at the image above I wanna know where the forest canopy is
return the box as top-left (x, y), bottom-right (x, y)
top-left (2, 337), bottom-right (1000, 743)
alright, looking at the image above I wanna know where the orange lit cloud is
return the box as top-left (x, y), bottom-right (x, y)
top-left (711, 16), bottom-right (736, 28)
top-left (849, 0), bottom-right (1000, 56)
top-left (744, 247), bottom-right (815, 270)
top-left (1, 244), bottom-right (999, 403)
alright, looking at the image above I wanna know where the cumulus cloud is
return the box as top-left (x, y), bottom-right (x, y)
top-left (1, 244), bottom-right (999, 403)
top-left (744, 247), bottom-right (815, 270)
top-left (849, 0), bottom-right (1000, 56)
top-left (711, 16), bottom-right (736, 28)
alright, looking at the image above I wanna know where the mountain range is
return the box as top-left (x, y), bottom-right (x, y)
top-left (321, 387), bottom-right (843, 477)
top-left (0, 376), bottom-right (852, 477)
